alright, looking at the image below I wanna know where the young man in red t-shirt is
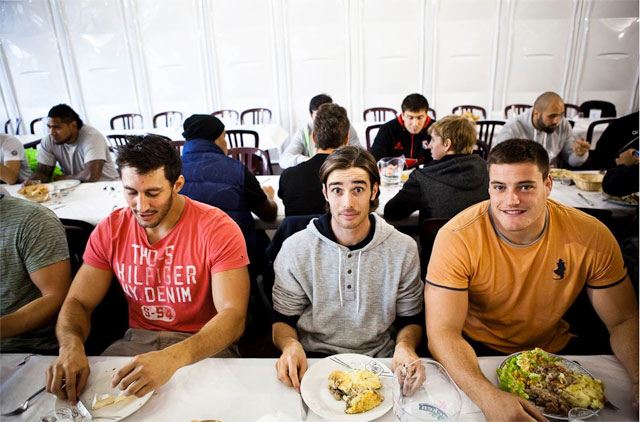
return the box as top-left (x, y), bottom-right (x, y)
top-left (45, 136), bottom-right (250, 405)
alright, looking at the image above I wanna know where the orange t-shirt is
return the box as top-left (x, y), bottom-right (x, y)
top-left (426, 199), bottom-right (627, 354)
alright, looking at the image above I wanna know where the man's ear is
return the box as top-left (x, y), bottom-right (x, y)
top-left (322, 183), bottom-right (329, 201)
top-left (371, 182), bottom-right (379, 201)
top-left (444, 138), bottom-right (452, 151)
top-left (173, 174), bottom-right (185, 193)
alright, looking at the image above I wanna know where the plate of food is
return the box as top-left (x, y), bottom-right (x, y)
top-left (497, 348), bottom-right (605, 420)
top-left (47, 179), bottom-right (81, 191)
top-left (300, 353), bottom-right (393, 421)
top-left (549, 169), bottom-right (574, 185)
top-left (54, 360), bottom-right (153, 421)
top-left (17, 183), bottom-right (50, 202)
top-left (602, 192), bottom-right (638, 207)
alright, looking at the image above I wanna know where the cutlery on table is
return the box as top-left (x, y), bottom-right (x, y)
top-left (577, 192), bottom-right (594, 206)
top-left (1, 386), bottom-right (45, 416)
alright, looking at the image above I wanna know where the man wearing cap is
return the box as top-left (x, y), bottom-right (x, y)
top-left (179, 114), bottom-right (277, 307)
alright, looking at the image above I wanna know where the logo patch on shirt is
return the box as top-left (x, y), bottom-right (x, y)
top-left (553, 259), bottom-right (566, 280)
top-left (393, 141), bottom-right (404, 150)
top-left (11, 150), bottom-right (18, 156)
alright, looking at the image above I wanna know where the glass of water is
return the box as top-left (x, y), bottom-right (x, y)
top-left (393, 359), bottom-right (462, 421)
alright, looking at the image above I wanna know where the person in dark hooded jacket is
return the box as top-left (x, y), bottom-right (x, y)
top-left (384, 115), bottom-right (489, 221)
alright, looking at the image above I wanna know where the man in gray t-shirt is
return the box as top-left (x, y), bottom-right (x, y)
top-left (0, 133), bottom-right (31, 183)
top-left (28, 104), bottom-right (118, 183)
top-left (0, 194), bottom-right (71, 352)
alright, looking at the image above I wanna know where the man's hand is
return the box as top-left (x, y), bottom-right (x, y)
top-left (616, 149), bottom-right (639, 167)
top-left (45, 345), bottom-right (90, 405)
top-left (481, 388), bottom-right (547, 422)
top-left (275, 340), bottom-right (308, 392)
top-left (392, 342), bottom-right (419, 371)
top-left (111, 349), bottom-right (180, 398)
top-left (262, 185), bottom-right (275, 200)
top-left (572, 138), bottom-right (590, 156)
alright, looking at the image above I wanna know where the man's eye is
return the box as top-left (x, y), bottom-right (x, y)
top-left (520, 185), bottom-right (534, 191)
top-left (354, 187), bottom-right (364, 193)
top-left (147, 193), bottom-right (159, 198)
top-left (493, 185), bottom-right (505, 191)
top-left (331, 188), bottom-right (341, 194)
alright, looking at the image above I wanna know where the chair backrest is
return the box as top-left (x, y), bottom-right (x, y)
top-left (419, 217), bottom-right (450, 277)
top-left (363, 107), bottom-right (398, 122)
top-left (241, 108), bottom-right (272, 125)
top-left (586, 118), bottom-right (614, 145)
top-left (106, 134), bottom-right (134, 152)
top-left (266, 214), bottom-right (321, 262)
top-left (227, 147), bottom-right (272, 175)
top-left (504, 104), bottom-right (532, 119)
top-left (211, 109), bottom-right (240, 125)
top-left (171, 140), bottom-right (185, 155)
top-left (365, 124), bottom-right (383, 151)
top-left (473, 139), bottom-right (490, 160)
top-left (110, 113), bottom-right (143, 130)
top-left (30, 117), bottom-right (47, 135)
top-left (153, 111), bottom-right (183, 128)
top-left (475, 120), bottom-right (505, 149)
top-left (4, 118), bottom-right (22, 135)
top-left (225, 129), bottom-right (259, 148)
top-left (580, 100), bottom-right (617, 118)
top-left (428, 107), bottom-right (437, 120)
top-left (452, 105), bottom-right (487, 120)
top-left (564, 103), bottom-right (581, 118)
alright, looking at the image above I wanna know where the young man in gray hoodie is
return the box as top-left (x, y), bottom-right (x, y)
top-left (272, 145), bottom-right (424, 391)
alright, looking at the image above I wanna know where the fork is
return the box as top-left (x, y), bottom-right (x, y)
top-left (329, 356), bottom-right (392, 377)
top-left (1, 386), bottom-right (46, 416)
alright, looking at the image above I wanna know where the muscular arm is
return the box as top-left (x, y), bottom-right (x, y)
top-left (111, 266), bottom-right (250, 397)
top-left (28, 162), bottom-right (55, 183)
top-left (0, 160), bottom-right (20, 184)
top-left (0, 260), bottom-right (71, 338)
top-left (425, 284), bottom-right (545, 421)
top-left (588, 277), bottom-right (639, 399)
top-left (273, 321), bottom-right (307, 391)
top-left (55, 159), bottom-right (104, 182)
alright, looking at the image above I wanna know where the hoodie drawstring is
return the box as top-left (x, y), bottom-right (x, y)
top-left (356, 251), bottom-right (362, 313)
top-left (337, 247), bottom-right (344, 307)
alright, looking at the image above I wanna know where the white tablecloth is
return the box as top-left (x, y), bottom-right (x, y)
top-left (0, 354), bottom-right (635, 421)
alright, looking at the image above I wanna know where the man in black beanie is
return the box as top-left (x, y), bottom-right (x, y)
top-left (179, 114), bottom-right (277, 316)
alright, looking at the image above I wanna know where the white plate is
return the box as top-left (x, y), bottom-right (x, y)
top-left (300, 353), bottom-right (393, 421)
top-left (47, 179), bottom-right (81, 191)
top-left (54, 360), bottom-right (153, 421)
top-left (602, 192), bottom-right (638, 207)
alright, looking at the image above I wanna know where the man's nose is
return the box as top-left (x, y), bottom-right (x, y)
top-left (507, 190), bottom-right (520, 205)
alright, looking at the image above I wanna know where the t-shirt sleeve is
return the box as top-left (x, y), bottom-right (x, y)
top-left (243, 168), bottom-right (269, 211)
top-left (2, 136), bottom-right (26, 163)
top-left (36, 136), bottom-right (57, 167)
top-left (82, 219), bottom-right (113, 270)
top-left (584, 224), bottom-right (628, 289)
top-left (20, 206), bottom-right (70, 273)
top-left (81, 131), bottom-right (109, 162)
top-left (425, 227), bottom-right (472, 290)
top-left (205, 213), bottom-right (250, 274)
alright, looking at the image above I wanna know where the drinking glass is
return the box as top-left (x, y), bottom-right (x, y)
top-left (393, 359), bottom-right (462, 421)
top-left (378, 157), bottom-right (405, 185)
top-left (568, 407), bottom-right (602, 421)
top-left (40, 407), bottom-right (75, 422)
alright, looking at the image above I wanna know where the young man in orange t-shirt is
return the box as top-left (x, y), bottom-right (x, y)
top-left (425, 139), bottom-right (638, 421)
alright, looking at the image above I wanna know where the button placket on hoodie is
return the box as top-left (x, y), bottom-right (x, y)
top-left (342, 251), bottom-right (356, 302)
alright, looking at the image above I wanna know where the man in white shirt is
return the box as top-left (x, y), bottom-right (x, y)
top-left (0, 134), bottom-right (31, 184)
top-left (495, 92), bottom-right (590, 168)
top-left (27, 104), bottom-right (118, 183)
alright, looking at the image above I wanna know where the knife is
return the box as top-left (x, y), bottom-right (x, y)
top-left (76, 399), bottom-right (93, 420)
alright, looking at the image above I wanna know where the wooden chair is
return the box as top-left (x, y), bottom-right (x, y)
top-left (228, 147), bottom-right (272, 175)
top-left (212, 109), bottom-right (240, 125)
top-left (564, 103), bottom-right (581, 119)
top-left (504, 104), bottom-right (532, 119)
top-left (452, 105), bottom-right (487, 120)
top-left (419, 217), bottom-right (450, 278)
top-left (586, 118), bottom-right (614, 146)
top-left (428, 108), bottom-right (437, 120)
top-left (110, 113), bottom-right (143, 130)
top-left (473, 139), bottom-right (490, 160)
top-left (29, 117), bottom-right (47, 135)
top-left (153, 111), bottom-right (183, 128)
top-left (241, 108), bottom-right (272, 125)
top-left (475, 120), bottom-right (505, 149)
top-left (365, 124), bottom-right (383, 151)
top-left (363, 107), bottom-right (398, 122)
top-left (171, 140), bottom-right (185, 155)
top-left (225, 129), bottom-right (259, 148)
top-left (4, 118), bottom-right (22, 135)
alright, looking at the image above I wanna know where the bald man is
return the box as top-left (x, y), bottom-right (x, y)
top-left (495, 92), bottom-right (590, 168)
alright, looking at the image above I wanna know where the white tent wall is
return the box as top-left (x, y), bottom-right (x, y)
top-left (0, 0), bottom-right (637, 139)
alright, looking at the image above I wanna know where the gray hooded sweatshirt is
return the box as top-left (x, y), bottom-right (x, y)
top-left (494, 107), bottom-right (588, 167)
top-left (272, 213), bottom-right (423, 357)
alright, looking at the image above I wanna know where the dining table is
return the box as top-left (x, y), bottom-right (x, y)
top-left (0, 353), bottom-right (635, 421)
top-left (15, 134), bottom-right (42, 149)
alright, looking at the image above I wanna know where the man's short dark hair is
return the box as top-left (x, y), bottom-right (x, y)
top-left (116, 135), bottom-right (182, 185)
top-left (319, 145), bottom-right (380, 211)
top-left (487, 139), bottom-right (550, 180)
top-left (401, 94), bottom-right (429, 113)
top-left (313, 103), bottom-right (350, 150)
top-left (48, 104), bottom-right (84, 130)
top-left (309, 94), bottom-right (333, 114)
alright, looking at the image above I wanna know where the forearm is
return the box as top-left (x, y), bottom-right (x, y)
top-left (56, 297), bottom-right (94, 351)
top-left (395, 324), bottom-right (421, 351)
top-left (273, 321), bottom-right (300, 351)
top-left (0, 293), bottom-right (65, 338)
top-left (609, 315), bottom-right (639, 385)
top-left (60, 167), bottom-right (99, 182)
top-left (162, 306), bottom-right (246, 368)
top-left (429, 331), bottom-right (498, 410)
top-left (0, 163), bottom-right (19, 184)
